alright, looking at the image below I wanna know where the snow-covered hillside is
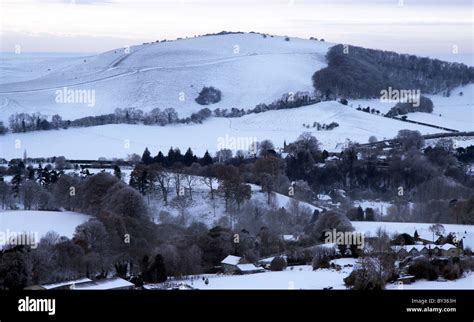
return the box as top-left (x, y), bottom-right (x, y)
top-left (348, 84), bottom-right (474, 132)
top-left (0, 210), bottom-right (91, 247)
top-left (0, 52), bottom-right (90, 84)
top-left (148, 177), bottom-right (321, 227)
top-left (0, 100), bottom-right (449, 160)
top-left (0, 33), bottom-right (332, 122)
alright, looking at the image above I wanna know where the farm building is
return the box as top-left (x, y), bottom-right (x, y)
top-left (220, 255), bottom-right (264, 274)
top-left (73, 277), bottom-right (135, 290)
top-left (25, 278), bottom-right (92, 290)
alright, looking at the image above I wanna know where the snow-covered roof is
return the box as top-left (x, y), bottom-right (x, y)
top-left (317, 194), bottom-right (332, 201)
top-left (221, 255), bottom-right (242, 266)
top-left (319, 243), bottom-right (338, 249)
top-left (391, 243), bottom-right (457, 253)
top-left (236, 264), bottom-right (263, 272)
top-left (440, 243), bottom-right (457, 250)
top-left (41, 278), bottom-right (92, 290)
top-left (326, 156), bottom-right (339, 161)
top-left (282, 234), bottom-right (298, 241)
top-left (258, 256), bottom-right (288, 264)
top-left (392, 244), bottom-right (430, 253)
top-left (73, 277), bottom-right (134, 290)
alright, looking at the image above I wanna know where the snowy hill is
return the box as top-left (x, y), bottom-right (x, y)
top-left (348, 84), bottom-right (474, 132)
top-left (0, 210), bottom-right (91, 248)
top-left (0, 100), bottom-right (450, 160)
top-left (0, 33), bottom-right (332, 122)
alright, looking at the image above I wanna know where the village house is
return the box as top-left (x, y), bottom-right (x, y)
top-left (220, 255), bottom-right (264, 274)
top-left (439, 243), bottom-right (461, 257)
top-left (257, 256), bottom-right (288, 269)
top-left (25, 278), bottom-right (92, 290)
top-left (72, 277), bottom-right (135, 290)
top-left (391, 243), bottom-right (461, 258)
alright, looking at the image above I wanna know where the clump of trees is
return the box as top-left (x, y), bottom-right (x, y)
top-left (0, 121), bottom-right (7, 135)
top-left (313, 44), bottom-right (474, 99)
top-left (6, 107), bottom-right (214, 134)
top-left (270, 256), bottom-right (287, 271)
top-left (303, 121), bottom-right (339, 130)
top-left (386, 96), bottom-right (434, 117)
top-left (195, 87), bottom-right (222, 105)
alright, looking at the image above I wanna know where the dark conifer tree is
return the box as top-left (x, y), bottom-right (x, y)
top-left (183, 148), bottom-right (197, 167)
top-left (166, 147), bottom-right (176, 167)
top-left (113, 165), bottom-right (122, 179)
top-left (141, 147), bottom-right (153, 165)
top-left (153, 151), bottom-right (165, 164)
top-left (200, 150), bottom-right (213, 166)
top-left (356, 206), bottom-right (364, 221)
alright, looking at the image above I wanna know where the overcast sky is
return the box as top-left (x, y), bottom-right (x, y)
top-left (1, 0), bottom-right (472, 63)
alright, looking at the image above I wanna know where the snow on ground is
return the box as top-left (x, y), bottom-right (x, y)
top-left (352, 221), bottom-right (474, 249)
top-left (0, 101), bottom-right (447, 160)
top-left (0, 210), bottom-right (91, 247)
top-left (348, 84), bottom-right (474, 133)
top-left (0, 33), bottom-right (332, 122)
top-left (0, 52), bottom-right (92, 84)
top-left (184, 261), bottom-right (357, 290)
top-left (149, 175), bottom-right (320, 227)
top-left (386, 272), bottom-right (474, 290)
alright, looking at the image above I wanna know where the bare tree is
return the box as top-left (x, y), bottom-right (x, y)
top-left (170, 195), bottom-right (194, 226)
top-left (183, 173), bottom-right (198, 200)
top-left (429, 224), bottom-right (445, 242)
top-left (149, 164), bottom-right (171, 206)
top-left (20, 180), bottom-right (41, 210)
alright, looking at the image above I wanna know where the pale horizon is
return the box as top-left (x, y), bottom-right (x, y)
top-left (0, 0), bottom-right (472, 64)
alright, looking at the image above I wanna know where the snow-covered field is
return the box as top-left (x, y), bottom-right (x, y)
top-left (348, 84), bottom-right (474, 132)
top-left (0, 101), bottom-right (449, 160)
top-left (0, 210), bottom-right (91, 247)
top-left (0, 52), bottom-right (92, 84)
top-left (0, 34), bottom-right (332, 122)
top-left (154, 257), bottom-right (474, 290)
top-left (178, 258), bottom-right (357, 290)
top-left (352, 221), bottom-right (474, 249)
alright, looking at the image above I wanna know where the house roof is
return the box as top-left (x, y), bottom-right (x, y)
top-left (317, 194), bottom-right (332, 201)
top-left (40, 278), bottom-right (92, 290)
top-left (236, 264), bottom-right (263, 272)
top-left (258, 256), bottom-right (288, 264)
top-left (440, 243), bottom-right (457, 250)
top-left (221, 255), bottom-right (242, 266)
top-left (392, 244), bottom-right (438, 253)
top-left (282, 234), bottom-right (298, 241)
top-left (392, 243), bottom-right (457, 253)
top-left (73, 277), bottom-right (134, 290)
